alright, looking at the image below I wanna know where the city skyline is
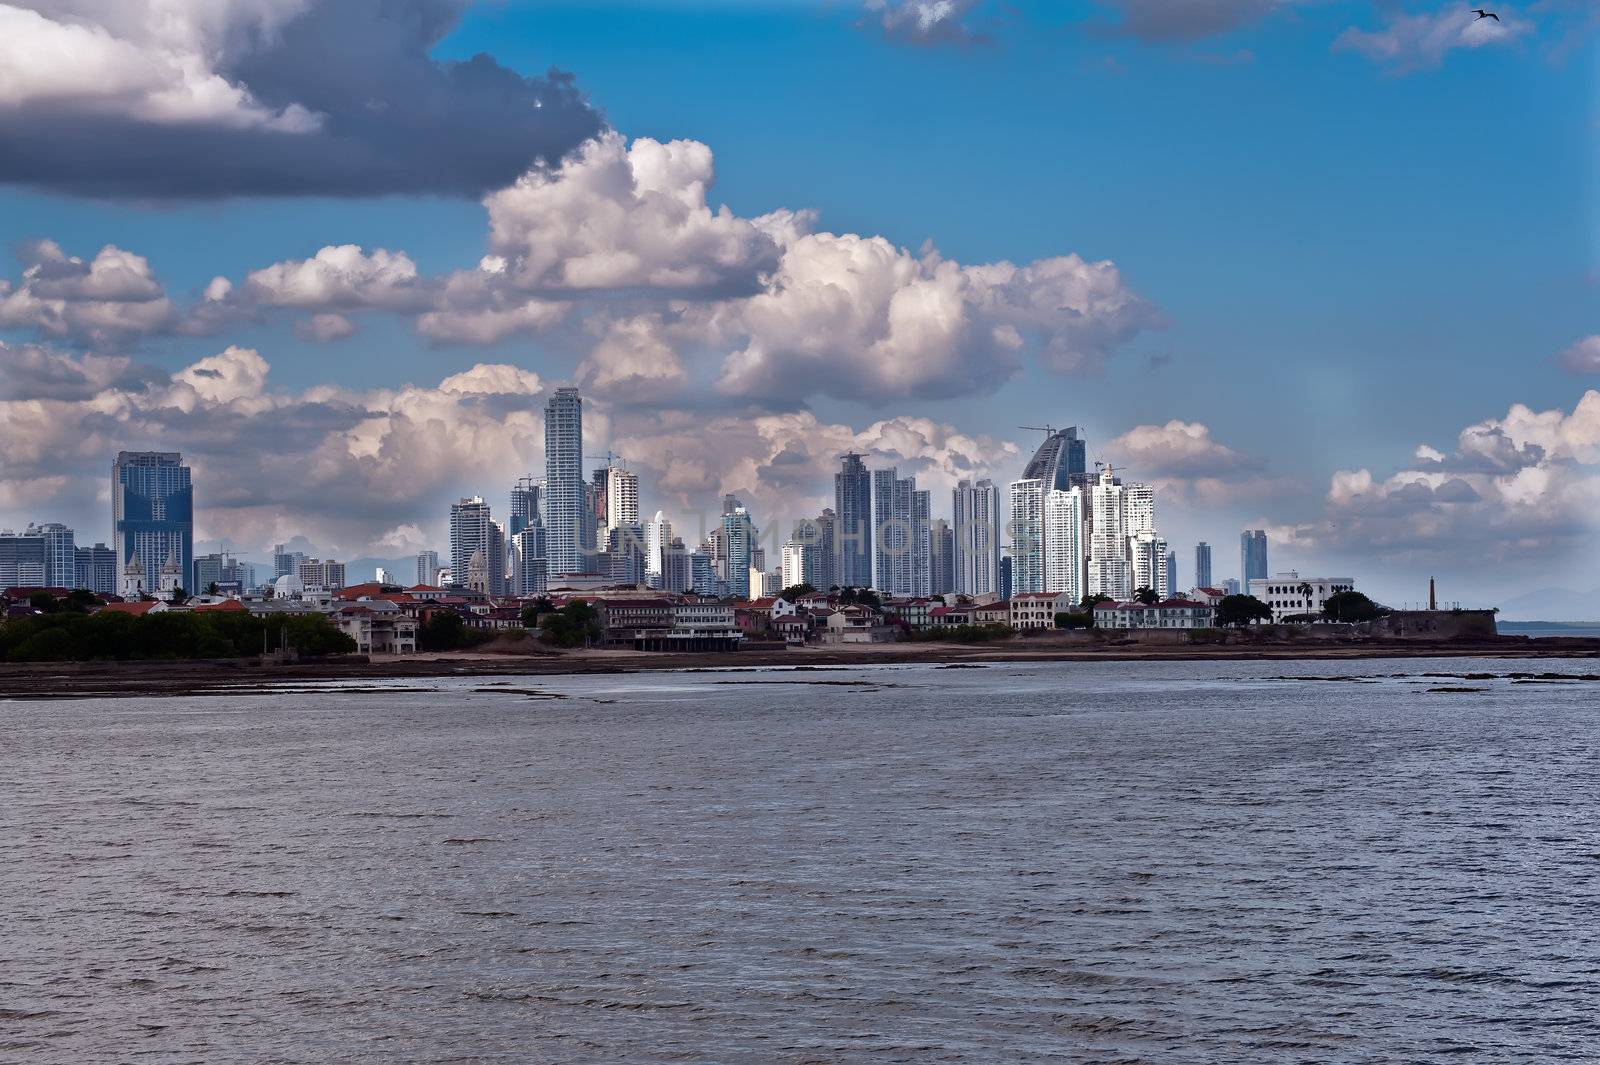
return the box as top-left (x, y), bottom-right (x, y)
top-left (0, 2), bottom-right (1594, 608)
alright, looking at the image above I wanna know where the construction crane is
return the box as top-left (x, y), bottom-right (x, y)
top-left (585, 451), bottom-right (627, 470)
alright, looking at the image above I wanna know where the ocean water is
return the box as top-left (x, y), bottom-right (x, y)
top-left (4, 658), bottom-right (1600, 1063)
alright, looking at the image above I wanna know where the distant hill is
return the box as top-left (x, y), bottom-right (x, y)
top-left (1494, 587), bottom-right (1600, 623)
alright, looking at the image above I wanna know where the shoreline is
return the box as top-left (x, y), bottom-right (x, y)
top-left (3, 635), bottom-right (1599, 699)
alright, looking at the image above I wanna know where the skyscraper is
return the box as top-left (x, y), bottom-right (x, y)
top-left (599, 463), bottom-right (638, 532)
top-left (1021, 426), bottom-right (1089, 492)
top-left (953, 478), bottom-right (1001, 597)
top-left (722, 505), bottom-right (756, 598)
top-left (415, 549), bottom-right (440, 586)
top-left (28, 523), bottom-right (75, 588)
top-left (1007, 478), bottom-right (1044, 595)
top-left (1241, 529), bottom-right (1269, 588)
top-left (274, 543), bottom-right (307, 579)
top-left (834, 452), bottom-right (872, 589)
top-left (1165, 550), bottom-right (1178, 598)
top-left (75, 542), bottom-right (117, 595)
top-left (0, 528), bottom-right (47, 587)
top-left (450, 497), bottom-right (505, 594)
top-left (929, 519), bottom-right (956, 596)
top-left (113, 451), bottom-right (193, 594)
top-left (1042, 486), bottom-right (1084, 600)
top-left (1132, 533), bottom-right (1168, 596)
top-left (645, 512), bottom-right (673, 589)
top-left (1195, 542), bottom-right (1213, 589)
top-left (544, 387), bottom-right (585, 577)
top-left (1087, 466), bottom-right (1131, 600)
top-left (872, 467), bottom-right (918, 596)
top-left (509, 477), bottom-right (541, 538)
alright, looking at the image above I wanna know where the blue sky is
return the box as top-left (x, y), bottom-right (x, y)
top-left (0, 0), bottom-right (1595, 604)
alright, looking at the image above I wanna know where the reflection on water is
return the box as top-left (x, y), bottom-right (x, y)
top-left (5, 657), bottom-right (1599, 1063)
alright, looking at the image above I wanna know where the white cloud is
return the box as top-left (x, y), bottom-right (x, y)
top-left (482, 131), bottom-right (790, 295)
top-left (1556, 335), bottom-right (1600, 375)
top-left (1335, 5), bottom-right (1528, 70)
top-left (0, 240), bottom-right (175, 343)
top-left (241, 244), bottom-right (421, 310)
top-left (0, 1), bottom-right (320, 132)
top-left (1106, 419), bottom-right (1262, 478)
top-left (1293, 391), bottom-right (1600, 561)
top-left (294, 312), bottom-right (355, 342)
top-left (865, 0), bottom-right (988, 44)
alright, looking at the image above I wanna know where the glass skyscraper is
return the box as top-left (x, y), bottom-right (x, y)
top-left (113, 451), bottom-right (193, 592)
top-left (544, 388), bottom-right (586, 577)
top-left (1241, 530), bottom-right (1269, 588)
top-left (834, 452), bottom-right (872, 589)
top-left (1021, 426), bottom-right (1088, 492)
top-left (1195, 541), bottom-right (1213, 589)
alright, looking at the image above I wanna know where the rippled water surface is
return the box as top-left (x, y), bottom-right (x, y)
top-left (6, 657), bottom-right (1600, 1063)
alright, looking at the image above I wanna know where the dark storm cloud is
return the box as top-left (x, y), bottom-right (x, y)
top-left (0, 0), bottom-right (604, 200)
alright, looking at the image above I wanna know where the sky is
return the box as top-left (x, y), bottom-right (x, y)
top-left (0, 0), bottom-right (1596, 607)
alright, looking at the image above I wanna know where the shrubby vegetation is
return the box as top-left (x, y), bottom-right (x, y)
top-left (0, 610), bottom-right (355, 662)
top-left (1054, 611), bottom-right (1094, 629)
top-left (417, 611), bottom-right (497, 652)
top-left (1321, 591), bottom-right (1386, 623)
top-left (907, 623), bottom-right (1013, 644)
top-left (1216, 594), bottom-right (1273, 627)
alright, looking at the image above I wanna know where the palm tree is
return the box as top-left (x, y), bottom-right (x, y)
top-left (1297, 581), bottom-right (1315, 615)
top-left (1134, 586), bottom-right (1160, 606)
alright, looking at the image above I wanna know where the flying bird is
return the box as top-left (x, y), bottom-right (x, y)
top-left (1471, 9), bottom-right (1500, 20)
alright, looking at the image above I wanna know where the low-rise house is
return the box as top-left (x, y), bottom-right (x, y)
top-left (1248, 572), bottom-right (1358, 623)
top-left (974, 602), bottom-right (1011, 626)
top-left (1094, 599), bottom-right (1215, 630)
top-left (631, 601), bottom-right (742, 651)
top-left (884, 597), bottom-right (938, 631)
top-left (818, 604), bottom-right (891, 643)
top-left (331, 601), bottom-right (419, 653)
top-left (1009, 592), bottom-right (1074, 630)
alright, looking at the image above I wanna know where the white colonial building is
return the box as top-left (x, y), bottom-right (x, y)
top-left (1249, 571), bottom-right (1357, 622)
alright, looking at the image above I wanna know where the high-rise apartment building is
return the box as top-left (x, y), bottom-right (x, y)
top-left (450, 497), bottom-right (505, 594)
top-left (416, 549), bottom-right (440, 587)
top-left (1088, 466), bottom-right (1131, 600)
top-left (113, 452), bottom-right (192, 593)
top-left (1241, 529), bottom-right (1269, 588)
top-left (1007, 478), bottom-right (1044, 596)
top-left (1021, 426), bottom-right (1089, 492)
top-left (599, 463), bottom-right (638, 533)
top-left (953, 478), bottom-right (1001, 597)
top-left (1042, 487), bottom-right (1084, 601)
top-left (834, 452), bottom-right (872, 589)
top-left (1132, 534), bottom-right (1168, 597)
top-left (544, 387), bottom-right (586, 577)
top-left (722, 506), bottom-right (756, 599)
top-left (0, 528), bottom-right (47, 587)
top-left (1166, 550), bottom-right (1178, 598)
top-left (645, 512), bottom-right (672, 589)
top-left (872, 467), bottom-right (923, 596)
top-left (661, 537), bottom-right (691, 594)
top-left (75, 542), bottom-right (117, 595)
top-left (297, 558), bottom-right (347, 591)
top-left (929, 519), bottom-right (956, 596)
top-left (1195, 542), bottom-right (1213, 589)
top-left (274, 543), bottom-right (307, 579)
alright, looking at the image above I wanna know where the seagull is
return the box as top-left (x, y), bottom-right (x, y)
top-left (1471, 9), bottom-right (1500, 20)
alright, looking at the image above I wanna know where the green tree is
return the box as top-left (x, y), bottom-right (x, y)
top-left (1322, 590), bottom-right (1385, 623)
top-left (540, 600), bottom-right (604, 648)
top-left (1080, 593), bottom-right (1113, 612)
top-left (28, 592), bottom-right (59, 614)
top-left (1216, 594), bottom-right (1273, 627)
top-left (838, 586), bottom-right (881, 609)
top-left (1133, 586), bottom-right (1160, 606)
top-left (1055, 611), bottom-right (1094, 629)
top-left (779, 582), bottom-right (816, 601)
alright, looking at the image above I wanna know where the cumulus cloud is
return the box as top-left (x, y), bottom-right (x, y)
top-left (1293, 391), bottom-right (1600, 562)
top-left (0, 240), bottom-right (175, 343)
top-left (194, 132), bottom-right (1156, 403)
top-left (1556, 336), bottom-right (1600, 375)
top-left (0, 339), bottom-right (1021, 561)
top-left (1106, 420), bottom-right (1263, 477)
top-left (865, 0), bottom-right (989, 45)
top-left (1335, 5), bottom-right (1529, 70)
top-left (0, 0), bottom-right (602, 199)
top-left (481, 132), bottom-right (791, 296)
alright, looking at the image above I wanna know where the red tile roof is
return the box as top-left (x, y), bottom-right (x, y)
top-left (100, 600), bottom-right (161, 615)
